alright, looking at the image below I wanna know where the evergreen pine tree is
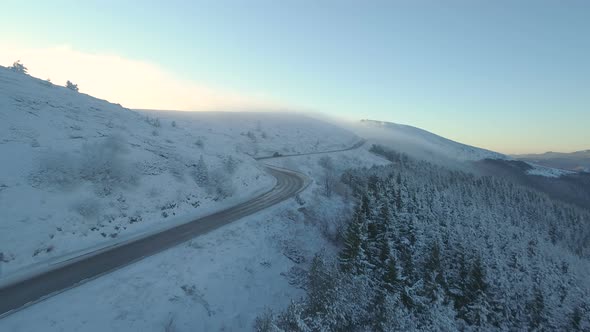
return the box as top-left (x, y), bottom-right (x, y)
top-left (194, 155), bottom-right (209, 186)
top-left (383, 255), bottom-right (399, 293)
top-left (224, 155), bottom-right (238, 174)
top-left (459, 255), bottom-right (491, 327)
top-left (423, 241), bottom-right (444, 302)
top-left (371, 290), bottom-right (388, 332)
top-left (395, 188), bottom-right (403, 212)
top-left (339, 207), bottom-right (367, 274)
top-left (307, 254), bottom-right (335, 315)
top-left (527, 286), bottom-right (546, 330)
top-left (570, 305), bottom-right (583, 331)
top-left (468, 256), bottom-right (488, 298)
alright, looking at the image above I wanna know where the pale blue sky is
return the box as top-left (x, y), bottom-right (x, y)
top-left (2, 0), bottom-right (589, 153)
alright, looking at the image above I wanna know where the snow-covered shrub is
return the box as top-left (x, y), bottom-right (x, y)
top-left (66, 80), bottom-right (79, 92)
top-left (33, 135), bottom-right (136, 195)
top-left (223, 155), bottom-right (239, 174)
top-left (79, 135), bottom-right (137, 195)
top-left (246, 131), bottom-right (257, 142)
top-left (303, 195), bottom-right (350, 244)
top-left (318, 156), bottom-right (336, 197)
top-left (195, 138), bottom-right (204, 148)
top-left (164, 317), bottom-right (176, 332)
top-left (8, 60), bottom-right (27, 74)
top-left (208, 169), bottom-right (234, 198)
top-left (262, 254), bottom-right (370, 331)
top-left (31, 151), bottom-right (78, 189)
top-left (193, 155), bottom-right (209, 187)
top-left (41, 78), bottom-right (52, 87)
top-left (253, 309), bottom-right (276, 332)
top-left (168, 158), bottom-right (186, 181)
top-left (272, 302), bottom-right (307, 331)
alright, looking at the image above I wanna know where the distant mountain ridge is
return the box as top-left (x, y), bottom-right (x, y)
top-left (513, 149), bottom-right (590, 172)
top-left (354, 119), bottom-right (585, 181)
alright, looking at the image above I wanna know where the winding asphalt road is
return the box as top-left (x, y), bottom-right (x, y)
top-left (255, 139), bottom-right (366, 160)
top-left (0, 140), bottom-right (364, 318)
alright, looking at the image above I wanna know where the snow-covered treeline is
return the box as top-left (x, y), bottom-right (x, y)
top-left (257, 145), bottom-right (590, 331)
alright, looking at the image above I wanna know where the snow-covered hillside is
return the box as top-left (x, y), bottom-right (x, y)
top-left (525, 162), bottom-right (575, 178)
top-left (139, 110), bottom-right (360, 158)
top-left (352, 119), bottom-right (506, 162)
top-left (0, 84), bottom-right (383, 331)
top-left (0, 66), bottom-right (357, 276)
top-left (350, 120), bottom-right (578, 179)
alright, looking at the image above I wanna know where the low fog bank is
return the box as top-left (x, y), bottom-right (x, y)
top-left (305, 114), bottom-right (506, 167)
top-left (137, 109), bottom-right (504, 167)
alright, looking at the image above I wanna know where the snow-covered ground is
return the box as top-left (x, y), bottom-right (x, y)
top-left (0, 201), bottom-right (314, 331)
top-left (0, 144), bottom-right (386, 332)
top-left (0, 66), bottom-right (357, 277)
top-left (525, 162), bottom-right (575, 178)
top-left (139, 110), bottom-right (360, 158)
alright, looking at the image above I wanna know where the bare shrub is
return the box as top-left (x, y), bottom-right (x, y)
top-left (145, 116), bottom-right (161, 128)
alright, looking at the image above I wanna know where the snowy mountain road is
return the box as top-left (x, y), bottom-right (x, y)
top-left (0, 166), bottom-right (306, 318)
top-left (0, 140), bottom-right (365, 318)
top-left (254, 139), bottom-right (366, 160)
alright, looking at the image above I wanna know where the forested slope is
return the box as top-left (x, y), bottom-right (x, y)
top-left (258, 145), bottom-right (590, 331)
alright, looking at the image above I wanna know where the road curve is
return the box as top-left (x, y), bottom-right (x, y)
top-left (0, 165), bottom-right (307, 318)
top-left (0, 139), bottom-right (366, 318)
top-left (254, 139), bottom-right (366, 160)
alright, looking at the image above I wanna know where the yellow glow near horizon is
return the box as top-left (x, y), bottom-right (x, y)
top-left (0, 45), bottom-right (281, 111)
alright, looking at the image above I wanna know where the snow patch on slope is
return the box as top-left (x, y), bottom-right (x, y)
top-left (525, 163), bottom-right (575, 178)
